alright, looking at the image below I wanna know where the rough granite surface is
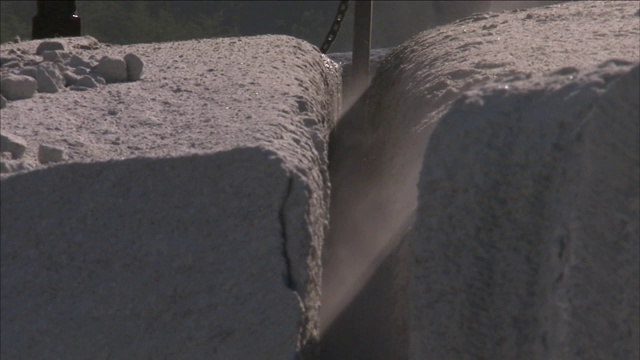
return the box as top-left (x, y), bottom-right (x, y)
top-left (412, 60), bottom-right (639, 360)
top-left (1, 35), bottom-right (340, 359)
top-left (320, 1), bottom-right (639, 359)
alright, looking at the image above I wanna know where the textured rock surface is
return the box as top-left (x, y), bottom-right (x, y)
top-left (0, 36), bottom-right (143, 105)
top-left (41, 49), bottom-right (70, 63)
top-left (35, 62), bottom-right (66, 93)
top-left (37, 143), bottom-right (66, 164)
top-left (1, 35), bottom-right (340, 359)
top-left (0, 159), bottom-right (34, 174)
top-left (124, 53), bottom-right (144, 81)
top-left (0, 132), bottom-right (27, 159)
top-left (91, 55), bottom-right (128, 83)
top-left (18, 66), bottom-right (37, 79)
top-left (75, 75), bottom-right (98, 88)
top-left (35, 40), bottom-right (66, 55)
top-left (2, 1), bottom-right (638, 358)
top-left (320, 1), bottom-right (639, 359)
top-left (411, 60), bottom-right (639, 360)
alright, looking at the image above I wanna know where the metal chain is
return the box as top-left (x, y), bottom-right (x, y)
top-left (319, 0), bottom-right (350, 54)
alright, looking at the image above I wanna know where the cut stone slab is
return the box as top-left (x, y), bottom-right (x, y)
top-left (72, 66), bottom-right (90, 76)
top-left (0, 35), bottom-right (340, 359)
top-left (18, 66), bottom-right (37, 79)
top-left (320, 1), bottom-right (640, 359)
top-left (410, 60), bottom-right (639, 360)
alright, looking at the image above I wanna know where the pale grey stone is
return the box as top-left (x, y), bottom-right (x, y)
top-left (41, 50), bottom-right (68, 63)
top-left (73, 66), bottom-right (90, 76)
top-left (53, 62), bottom-right (69, 74)
top-left (0, 35), bottom-right (341, 360)
top-left (89, 75), bottom-right (106, 86)
top-left (91, 56), bottom-right (127, 83)
top-left (36, 63), bottom-right (65, 93)
top-left (69, 55), bottom-right (92, 69)
top-left (37, 144), bottom-right (65, 164)
top-left (69, 85), bottom-right (90, 92)
top-left (62, 71), bottom-right (81, 87)
top-left (35, 41), bottom-right (66, 55)
top-left (0, 74), bottom-right (37, 100)
top-left (3, 61), bottom-right (22, 68)
top-left (0, 159), bottom-right (35, 174)
top-left (409, 62), bottom-right (639, 360)
top-left (18, 66), bottom-right (37, 79)
top-left (75, 36), bottom-right (101, 50)
top-left (124, 53), bottom-right (144, 81)
top-left (0, 56), bottom-right (18, 66)
top-left (75, 76), bottom-right (98, 88)
top-left (319, 3), bottom-right (640, 359)
top-left (0, 132), bottom-right (27, 159)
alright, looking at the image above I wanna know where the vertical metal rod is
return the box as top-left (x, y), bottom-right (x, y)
top-left (352, 0), bottom-right (373, 91)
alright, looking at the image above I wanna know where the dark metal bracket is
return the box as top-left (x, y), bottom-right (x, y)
top-left (32, 0), bottom-right (81, 40)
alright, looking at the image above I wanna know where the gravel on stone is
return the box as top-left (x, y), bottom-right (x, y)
top-left (0, 74), bottom-right (37, 100)
top-left (0, 36), bottom-right (143, 107)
